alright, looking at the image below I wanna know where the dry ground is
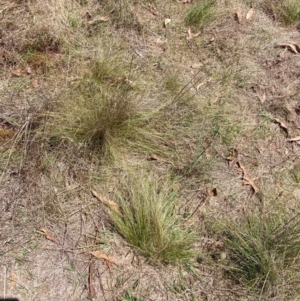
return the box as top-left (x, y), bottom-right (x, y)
top-left (1, 0), bottom-right (300, 300)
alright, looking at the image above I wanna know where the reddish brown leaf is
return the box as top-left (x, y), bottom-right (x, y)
top-left (40, 228), bottom-right (56, 243)
top-left (90, 251), bottom-right (118, 266)
top-left (149, 154), bottom-right (167, 163)
top-left (11, 69), bottom-right (26, 77)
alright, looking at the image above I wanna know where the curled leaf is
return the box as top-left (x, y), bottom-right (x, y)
top-left (273, 118), bottom-right (289, 136)
top-left (187, 27), bottom-right (201, 40)
top-left (278, 43), bottom-right (300, 54)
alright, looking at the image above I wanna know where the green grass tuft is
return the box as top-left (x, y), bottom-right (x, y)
top-left (214, 211), bottom-right (300, 294)
top-left (185, 0), bottom-right (217, 30)
top-left (110, 173), bottom-right (195, 264)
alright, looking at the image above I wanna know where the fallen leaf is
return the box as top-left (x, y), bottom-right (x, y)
top-left (237, 161), bottom-right (246, 175)
top-left (204, 137), bottom-right (211, 158)
top-left (187, 27), bottom-right (201, 40)
top-left (279, 47), bottom-right (288, 58)
top-left (237, 161), bottom-right (259, 194)
top-left (181, 0), bottom-right (192, 3)
top-left (288, 136), bottom-right (300, 142)
top-left (40, 228), bottom-right (56, 243)
top-left (87, 11), bottom-right (113, 25)
top-left (31, 78), bottom-right (39, 89)
top-left (164, 18), bottom-right (171, 27)
top-left (90, 251), bottom-right (118, 266)
top-left (278, 43), bottom-right (300, 54)
top-left (149, 154), bottom-right (167, 163)
top-left (10, 273), bottom-right (15, 290)
top-left (26, 66), bottom-right (32, 75)
top-left (11, 69), bottom-right (26, 77)
top-left (246, 7), bottom-right (254, 20)
top-left (91, 190), bottom-right (121, 214)
top-left (273, 118), bottom-right (289, 136)
top-left (191, 62), bottom-right (203, 69)
top-left (235, 8), bottom-right (243, 24)
top-left (227, 148), bottom-right (238, 166)
top-left (148, 4), bottom-right (159, 16)
top-left (0, 128), bottom-right (15, 139)
top-left (243, 176), bottom-right (259, 194)
top-left (258, 91), bottom-right (266, 104)
top-left (206, 187), bottom-right (217, 197)
top-left (196, 82), bottom-right (204, 90)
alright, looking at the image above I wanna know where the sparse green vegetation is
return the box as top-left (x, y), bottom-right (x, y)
top-left (185, 0), bottom-right (217, 30)
top-left (214, 212), bottom-right (300, 294)
top-left (2, 0), bottom-right (300, 300)
top-left (110, 173), bottom-right (195, 264)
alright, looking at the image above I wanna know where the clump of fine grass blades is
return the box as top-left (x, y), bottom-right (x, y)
top-left (215, 212), bottom-right (300, 294)
top-left (260, 0), bottom-right (300, 25)
top-left (185, 0), bottom-right (217, 30)
top-left (110, 174), bottom-right (195, 264)
top-left (51, 55), bottom-right (165, 160)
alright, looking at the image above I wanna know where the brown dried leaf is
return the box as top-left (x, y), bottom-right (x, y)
top-left (90, 251), bottom-right (118, 265)
top-left (227, 148), bottom-right (238, 166)
top-left (87, 11), bottom-right (113, 25)
top-left (204, 138), bottom-right (211, 158)
top-left (273, 118), bottom-right (289, 136)
top-left (237, 161), bottom-right (259, 194)
top-left (10, 273), bottom-right (15, 290)
top-left (278, 43), bottom-right (300, 54)
top-left (91, 190), bottom-right (121, 214)
top-left (182, 0), bottom-right (192, 3)
top-left (191, 63), bottom-right (203, 69)
top-left (243, 176), bottom-right (259, 193)
top-left (149, 154), bottom-right (167, 163)
top-left (288, 136), bottom-right (300, 142)
top-left (11, 69), bottom-right (26, 77)
top-left (235, 8), bottom-right (243, 24)
top-left (0, 128), bottom-right (15, 139)
top-left (246, 7), bottom-right (254, 20)
top-left (40, 228), bottom-right (56, 243)
top-left (187, 27), bottom-right (201, 40)
top-left (148, 4), bottom-right (159, 16)
top-left (206, 187), bottom-right (217, 197)
top-left (196, 82), bottom-right (204, 90)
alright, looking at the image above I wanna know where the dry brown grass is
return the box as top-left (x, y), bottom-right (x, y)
top-left (2, 0), bottom-right (300, 300)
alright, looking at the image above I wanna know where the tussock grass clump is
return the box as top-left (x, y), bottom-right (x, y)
top-left (185, 0), bottom-right (217, 30)
top-left (214, 212), bottom-right (300, 294)
top-left (260, 0), bottom-right (300, 25)
top-left (51, 55), bottom-right (160, 159)
top-left (110, 173), bottom-right (195, 264)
